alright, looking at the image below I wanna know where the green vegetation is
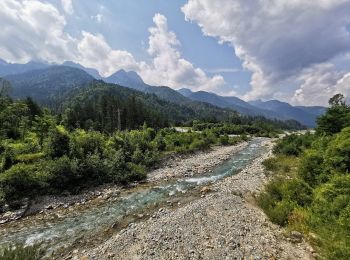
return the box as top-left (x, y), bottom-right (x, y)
top-left (0, 77), bottom-right (303, 212)
top-left (258, 94), bottom-right (350, 259)
top-left (0, 87), bottom-right (251, 209)
top-left (192, 118), bottom-right (304, 138)
top-left (0, 244), bottom-right (43, 260)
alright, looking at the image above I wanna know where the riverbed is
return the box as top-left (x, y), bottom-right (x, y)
top-left (0, 138), bottom-right (314, 259)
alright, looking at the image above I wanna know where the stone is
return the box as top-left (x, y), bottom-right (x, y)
top-left (200, 186), bottom-right (211, 193)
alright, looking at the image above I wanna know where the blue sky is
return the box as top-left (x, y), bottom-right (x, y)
top-left (61, 0), bottom-right (251, 95)
top-left (1, 0), bottom-right (350, 106)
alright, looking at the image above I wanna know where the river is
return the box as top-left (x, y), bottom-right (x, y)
top-left (0, 138), bottom-right (268, 257)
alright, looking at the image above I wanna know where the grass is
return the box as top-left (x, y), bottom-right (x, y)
top-left (0, 244), bottom-right (43, 260)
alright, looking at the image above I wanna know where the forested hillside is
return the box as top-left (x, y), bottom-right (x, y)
top-left (258, 94), bottom-right (350, 258)
top-left (4, 66), bottom-right (94, 108)
top-left (0, 76), bottom-right (306, 211)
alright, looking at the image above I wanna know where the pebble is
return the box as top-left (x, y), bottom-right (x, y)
top-left (78, 139), bottom-right (313, 260)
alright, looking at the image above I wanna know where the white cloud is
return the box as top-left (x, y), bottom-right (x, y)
top-left (182, 0), bottom-right (350, 103)
top-left (76, 31), bottom-right (139, 77)
top-left (292, 63), bottom-right (350, 106)
top-left (0, 0), bottom-right (76, 63)
top-left (61, 0), bottom-right (73, 15)
top-left (0, 2), bottom-right (223, 92)
top-left (139, 13), bottom-right (225, 91)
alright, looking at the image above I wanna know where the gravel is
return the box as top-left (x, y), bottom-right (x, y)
top-left (75, 139), bottom-right (315, 260)
top-left (148, 142), bottom-right (248, 183)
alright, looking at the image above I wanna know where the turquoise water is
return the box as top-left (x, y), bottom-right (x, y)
top-left (0, 138), bottom-right (268, 254)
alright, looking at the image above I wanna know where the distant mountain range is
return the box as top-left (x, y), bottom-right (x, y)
top-left (178, 88), bottom-right (326, 127)
top-left (0, 59), bottom-right (326, 127)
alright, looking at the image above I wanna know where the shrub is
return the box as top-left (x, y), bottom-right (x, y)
top-left (121, 163), bottom-right (146, 183)
top-left (0, 163), bottom-right (48, 204)
top-left (274, 133), bottom-right (315, 156)
top-left (0, 244), bottom-right (43, 260)
top-left (219, 134), bottom-right (229, 145)
top-left (298, 149), bottom-right (325, 186)
top-left (269, 200), bottom-right (297, 226)
top-left (69, 129), bottom-right (105, 158)
top-left (283, 178), bottom-right (312, 207)
top-left (189, 138), bottom-right (210, 151)
top-left (45, 125), bottom-right (70, 158)
top-left (323, 127), bottom-right (350, 175)
top-left (15, 152), bottom-right (44, 163)
top-left (1, 148), bottom-right (15, 171)
top-left (45, 156), bottom-right (79, 192)
top-left (262, 158), bottom-right (279, 172)
top-left (257, 177), bottom-right (311, 226)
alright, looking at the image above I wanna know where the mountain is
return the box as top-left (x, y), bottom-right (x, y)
top-left (0, 60), bottom-right (49, 77)
top-left (104, 69), bottom-right (148, 91)
top-left (0, 59), bottom-right (323, 127)
top-left (63, 81), bottom-right (244, 127)
top-left (104, 69), bottom-right (192, 104)
top-left (4, 66), bottom-right (94, 107)
top-left (178, 88), bottom-right (193, 97)
top-left (62, 61), bottom-right (102, 79)
top-left (179, 88), bottom-right (325, 127)
top-left (145, 86), bottom-right (190, 104)
top-left (104, 71), bottom-right (323, 127)
top-left (178, 88), bottom-right (283, 119)
top-left (249, 100), bottom-right (321, 127)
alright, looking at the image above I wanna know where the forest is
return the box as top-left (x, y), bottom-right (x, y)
top-left (0, 78), bottom-right (304, 211)
top-left (258, 94), bottom-right (350, 258)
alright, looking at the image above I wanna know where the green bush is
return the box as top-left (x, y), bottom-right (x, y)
top-left (45, 156), bottom-right (79, 191)
top-left (258, 182), bottom-right (297, 226)
top-left (1, 148), bottom-right (15, 171)
top-left (189, 138), bottom-right (210, 151)
top-left (258, 177), bottom-right (311, 226)
top-left (69, 129), bottom-right (106, 159)
top-left (45, 125), bottom-right (70, 158)
top-left (219, 134), bottom-right (229, 145)
top-left (262, 157), bottom-right (279, 171)
top-left (0, 244), bottom-right (43, 260)
top-left (323, 127), bottom-right (350, 175)
top-left (15, 152), bottom-right (44, 163)
top-left (298, 149), bottom-right (325, 186)
top-left (273, 133), bottom-right (315, 156)
top-left (0, 163), bottom-right (48, 205)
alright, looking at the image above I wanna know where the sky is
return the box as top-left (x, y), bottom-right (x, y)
top-left (1, 0), bottom-right (350, 106)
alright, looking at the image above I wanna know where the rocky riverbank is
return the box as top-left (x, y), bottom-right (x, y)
top-left (71, 139), bottom-right (315, 260)
top-left (148, 142), bottom-right (248, 183)
top-left (0, 142), bottom-right (248, 225)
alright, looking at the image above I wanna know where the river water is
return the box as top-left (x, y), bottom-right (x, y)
top-left (0, 138), bottom-right (268, 255)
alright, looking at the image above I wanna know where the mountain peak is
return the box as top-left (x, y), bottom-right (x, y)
top-left (62, 61), bottom-right (101, 79)
top-left (105, 69), bottom-right (147, 91)
top-left (177, 88), bottom-right (193, 97)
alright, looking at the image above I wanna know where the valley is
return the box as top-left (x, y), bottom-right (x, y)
top-left (0, 138), bottom-right (314, 259)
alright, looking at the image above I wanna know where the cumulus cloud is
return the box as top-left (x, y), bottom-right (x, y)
top-left (182, 0), bottom-right (350, 104)
top-left (76, 31), bottom-right (139, 77)
top-left (61, 0), bottom-right (73, 15)
top-left (292, 63), bottom-right (350, 106)
top-left (0, 1), bottom-right (223, 92)
top-left (0, 0), bottom-right (76, 63)
top-left (139, 13), bottom-right (225, 91)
